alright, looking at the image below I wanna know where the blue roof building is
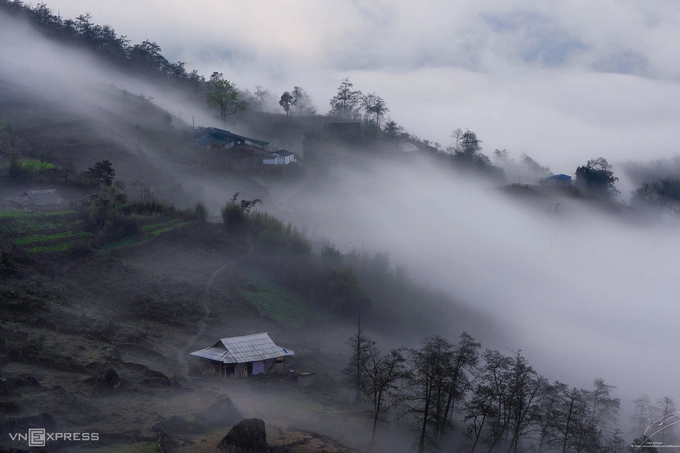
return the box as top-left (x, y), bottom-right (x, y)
top-left (539, 174), bottom-right (572, 186)
top-left (192, 127), bottom-right (269, 149)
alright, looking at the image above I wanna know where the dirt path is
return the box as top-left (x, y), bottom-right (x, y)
top-left (176, 255), bottom-right (244, 377)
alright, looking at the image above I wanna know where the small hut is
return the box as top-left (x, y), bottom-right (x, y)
top-left (190, 333), bottom-right (294, 378)
top-left (7, 189), bottom-right (64, 210)
top-left (262, 150), bottom-right (296, 165)
top-left (539, 174), bottom-right (572, 187)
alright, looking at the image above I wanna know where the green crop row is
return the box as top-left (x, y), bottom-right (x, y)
top-left (0, 210), bottom-right (76, 219)
top-left (140, 218), bottom-right (183, 231)
top-left (27, 241), bottom-right (80, 253)
top-left (0, 218), bottom-right (81, 235)
top-left (14, 231), bottom-right (94, 245)
top-left (147, 222), bottom-right (189, 236)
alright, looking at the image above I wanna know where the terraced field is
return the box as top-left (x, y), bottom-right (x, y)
top-left (236, 279), bottom-right (329, 328)
top-left (0, 209), bottom-right (191, 255)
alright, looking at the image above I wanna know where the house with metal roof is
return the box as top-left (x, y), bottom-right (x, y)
top-left (190, 333), bottom-right (294, 378)
top-left (539, 174), bottom-right (572, 187)
top-left (262, 149), bottom-right (297, 165)
top-left (192, 127), bottom-right (269, 150)
top-left (7, 189), bottom-right (64, 210)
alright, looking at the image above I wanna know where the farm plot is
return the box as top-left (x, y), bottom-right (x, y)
top-left (0, 210), bottom-right (190, 255)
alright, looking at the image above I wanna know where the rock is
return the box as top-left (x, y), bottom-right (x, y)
top-left (142, 368), bottom-right (172, 387)
top-left (217, 418), bottom-right (267, 452)
top-left (198, 396), bottom-right (242, 427)
top-left (86, 368), bottom-right (121, 395)
top-left (156, 429), bottom-right (180, 453)
top-left (17, 374), bottom-right (41, 388)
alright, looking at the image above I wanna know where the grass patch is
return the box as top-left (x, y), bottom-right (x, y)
top-left (27, 241), bottom-right (82, 252)
top-left (237, 280), bottom-right (327, 328)
top-left (140, 218), bottom-right (183, 231)
top-left (0, 210), bottom-right (76, 219)
top-left (95, 235), bottom-right (147, 254)
top-left (147, 221), bottom-right (189, 236)
top-left (19, 159), bottom-right (57, 171)
top-left (14, 231), bottom-right (93, 245)
top-left (0, 218), bottom-right (82, 235)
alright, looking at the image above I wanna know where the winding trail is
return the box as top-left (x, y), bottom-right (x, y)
top-left (176, 254), bottom-right (244, 377)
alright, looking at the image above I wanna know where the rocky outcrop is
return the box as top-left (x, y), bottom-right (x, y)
top-left (217, 418), bottom-right (267, 453)
top-left (86, 368), bottom-right (121, 395)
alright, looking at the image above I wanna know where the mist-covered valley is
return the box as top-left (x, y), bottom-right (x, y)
top-left (2, 2), bottom-right (680, 452)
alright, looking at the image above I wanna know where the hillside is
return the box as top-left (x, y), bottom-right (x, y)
top-left (6, 3), bottom-right (680, 452)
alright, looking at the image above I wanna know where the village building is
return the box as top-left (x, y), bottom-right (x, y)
top-left (192, 127), bottom-right (269, 150)
top-left (539, 174), bottom-right (572, 187)
top-left (190, 333), bottom-right (294, 378)
top-left (262, 149), bottom-right (296, 165)
top-left (7, 189), bottom-right (64, 210)
top-left (398, 141), bottom-right (419, 153)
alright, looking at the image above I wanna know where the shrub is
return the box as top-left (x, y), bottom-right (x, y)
top-left (100, 216), bottom-right (141, 243)
top-left (221, 193), bottom-right (260, 232)
top-left (193, 202), bottom-right (208, 222)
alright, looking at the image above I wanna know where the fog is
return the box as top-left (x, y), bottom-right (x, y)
top-left (280, 152), bottom-right (680, 408)
top-left (0, 12), bottom-right (214, 131)
top-left (3, 3), bottom-right (680, 447)
top-left (41, 0), bottom-right (680, 172)
top-left (0, 11), bottom-right (274, 206)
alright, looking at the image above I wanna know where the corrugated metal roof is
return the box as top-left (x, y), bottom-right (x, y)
top-left (192, 127), bottom-right (269, 147)
top-left (398, 142), bottom-right (419, 153)
top-left (272, 149), bottom-right (295, 157)
top-left (190, 333), bottom-right (294, 364)
top-left (548, 174), bottom-right (572, 180)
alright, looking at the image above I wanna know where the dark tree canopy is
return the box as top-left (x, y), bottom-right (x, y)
top-left (86, 160), bottom-right (115, 187)
top-left (279, 91), bottom-right (293, 118)
top-left (575, 157), bottom-right (619, 197)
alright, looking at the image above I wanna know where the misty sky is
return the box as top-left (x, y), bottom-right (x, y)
top-left (42, 0), bottom-right (680, 175)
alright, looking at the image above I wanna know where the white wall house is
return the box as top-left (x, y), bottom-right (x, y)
top-left (263, 149), bottom-right (296, 165)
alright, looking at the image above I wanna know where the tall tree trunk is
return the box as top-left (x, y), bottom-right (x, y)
top-left (418, 379), bottom-right (432, 453)
top-left (470, 416), bottom-right (485, 453)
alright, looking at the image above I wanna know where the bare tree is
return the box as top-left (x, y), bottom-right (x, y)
top-left (403, 336), bottom-right (455, 452)
top-left (329, 78), bottom-right (363, 119)
top-left (342, 314), bottom-right (374, 403)
top-left (440, 331), bottom-right (481, 436)
top-left (362, 93), bottom-right (389, 126)
top-left (361, 346), bottom-right (409, 441)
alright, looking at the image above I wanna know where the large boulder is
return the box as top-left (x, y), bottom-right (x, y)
top-left (86, 368), bottom-right (121, 395)
top-left (217, 418), bottom-right (267, 452)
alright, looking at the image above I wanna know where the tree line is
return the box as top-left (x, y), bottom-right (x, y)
top-left (4, 2), bottom-right (678, 212)
top-left (343, 326), bottom-right (675, 453)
